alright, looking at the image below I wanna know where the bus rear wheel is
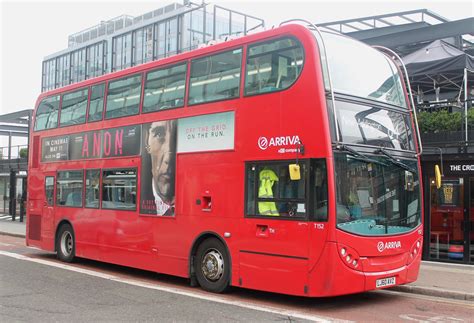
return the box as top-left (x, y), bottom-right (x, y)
top-left (195, 238), bottom-right (230, 293)
top-left (56, 224), bottom-right (75, 263)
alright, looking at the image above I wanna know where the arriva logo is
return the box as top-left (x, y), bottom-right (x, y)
top-left (257, 135), bottom-right (300, 150)
top-left (377, 241), bottom-right (402, 252)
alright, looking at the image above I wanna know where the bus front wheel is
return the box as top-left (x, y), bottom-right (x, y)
top-left (195, 238), bottom-right (230, 293)
top-left (56, 224), bottom-right (75, 263)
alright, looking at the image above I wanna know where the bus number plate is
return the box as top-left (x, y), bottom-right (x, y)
top-left (376, 277), bottom-right (396, 288)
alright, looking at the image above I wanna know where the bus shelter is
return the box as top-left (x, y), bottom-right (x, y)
top-left (0, 109), bottom-right (32, 220)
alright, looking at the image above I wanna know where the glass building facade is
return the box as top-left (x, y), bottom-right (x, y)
top-left (42, 3), bottom-right (264, 92)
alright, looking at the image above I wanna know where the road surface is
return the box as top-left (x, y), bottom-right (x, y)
top-left (1, 235), bottom-right (472, 322)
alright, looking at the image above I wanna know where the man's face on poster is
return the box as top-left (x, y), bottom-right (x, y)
top-left (147, 120), bottom-right (177, 202)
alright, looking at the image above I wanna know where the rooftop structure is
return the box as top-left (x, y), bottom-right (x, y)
top-left (42, 2), bottom-right (264, 92)
top-left (317, 9), bottom-right (473, 56)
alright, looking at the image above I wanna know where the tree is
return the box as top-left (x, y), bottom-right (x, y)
top-left (19, 148), bottom-right (28, 159)
top-left (417, 109), bottom-right (463, 133)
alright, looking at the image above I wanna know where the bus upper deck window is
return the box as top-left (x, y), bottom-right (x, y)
top-left (88, 84), bottom-right (105, 122)
top-left (143, 63), bottom-right (187, 113)
top-left (105, 74), bottom-right (142, 119)
top-left (34, 95), bottom-right (60, 131)
top-left (188, 48), bottom-right (242, 105)
top-left (60, 87), bottom-right (88, 127)
top-left (245, 37), bottom-right (304, 96)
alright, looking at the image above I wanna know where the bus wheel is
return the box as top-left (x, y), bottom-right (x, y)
top-left (56, 224), bottom-right (75, 263)
top-left (195, 238), bottom-right (230, 293)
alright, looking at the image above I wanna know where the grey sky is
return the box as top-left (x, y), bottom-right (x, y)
top-left (1, 0), bottom-right (473, 116)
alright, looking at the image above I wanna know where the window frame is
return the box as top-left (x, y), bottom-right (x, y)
top-left (87, 82), bottom-right (106, 123)
top-left (100, 167), bottom-right (138, 211)
top-left (84, 169), bottom-right (101, 209)
top-left (244, 159), bottom-right (328, 222)
top-left (34, 95), bottom-right (61, 132)
top-left (55, 169), bottom-right (84, 208)
top-left (244, 159), bottom-right (311, 221)
top-left (142, 61), bottom-right (188, 114)
top-left (104, 73), bottom-right (143, 120)
top-left (243, 36), bottom-right (305, 98)
top-left (58, 87), bottom-right (89, 128)
top-left (45, 176), bottom-right (55, 206)
top-left (187, 46), bottom-right (244, 106)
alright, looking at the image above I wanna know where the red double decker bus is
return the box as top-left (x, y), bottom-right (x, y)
top-left (27, 22), bottom-right (423, 297)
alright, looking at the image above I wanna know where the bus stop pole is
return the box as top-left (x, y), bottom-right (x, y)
top-left (464, 68), bottom-right (468, 143)
top-left (9, 170), bottom-right (16, 221)
top-left (19, 179), bottom-right (26, 222)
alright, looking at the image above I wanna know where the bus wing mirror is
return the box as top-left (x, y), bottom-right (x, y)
top-left (435, 165), bottom-right (442, 189)
top-left (289, 164), bottom-right (301, 180)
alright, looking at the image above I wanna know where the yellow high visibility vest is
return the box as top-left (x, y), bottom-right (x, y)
top-left (258, 169), bottom-right (279, 216)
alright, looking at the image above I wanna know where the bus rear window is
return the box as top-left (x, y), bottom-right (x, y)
top-left (188, 48), bottom-right (242, 105)
top-left (60, 87), bottom-right (88, 127)
top-left (245, 37), bottom-right (304, 96)
top-left (105, 74), bottom-right (142, 119)
top-left (34, 95), bottom-right (60, 131)
top-left (143, 63), bottom-right (187, 113)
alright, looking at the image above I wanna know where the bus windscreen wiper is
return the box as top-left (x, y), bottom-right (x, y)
top-left (375, 148), bottom-right (417, 173)
top-left (338, 145), bottom-right (388, 166)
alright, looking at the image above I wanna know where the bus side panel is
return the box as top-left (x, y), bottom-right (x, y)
top-left (239, 252), bottom-right (308, 296)
top-left (308, 242), bottom-right (365, 297)
top-left (174, 156), bottom-right (244, 281)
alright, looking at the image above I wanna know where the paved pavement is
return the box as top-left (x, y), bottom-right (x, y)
top-left (1, 214), bottom-right (472, 301)
top-left (0, 214), bottom-right (26, 237)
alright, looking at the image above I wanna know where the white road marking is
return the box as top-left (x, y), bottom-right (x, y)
top-left (399, 314), bottom-right (465, 322)
top-left (0, 250), bottom-right (349, 323)
top-left (378, 290), bottom-right (474, 307)
top-left (0, 242), bottom-right (14, 247)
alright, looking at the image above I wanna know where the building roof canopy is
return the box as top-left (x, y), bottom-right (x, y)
top-left (402, 39), bottom-right (474, 76)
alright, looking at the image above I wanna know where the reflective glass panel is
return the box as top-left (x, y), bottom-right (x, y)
top-left (60, 88), bottom-right (88, 127)
top-left (245, 37), bottom-right (304, 95)
top-left (35, 95), bottom-right (60, 131)
top-left (335, 153), bottom-right (421, 236)
top-left (143, 63), bottom-right (186, 112)
top-left (88, 84), bottom-right (105, 122)
top-left (189, 49), bottom-right (242, 104)
top-left (56, 171), bottom-right (83, 207)
top-left (105, 74), bottom-right (142, 119)
top-left (102, 169), bottom-right (137, 210)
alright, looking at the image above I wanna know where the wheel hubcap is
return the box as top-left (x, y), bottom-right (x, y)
top-left (201, 249), bottom-right (224, 282)
top-left (60, 231), bottom-right (73, 257)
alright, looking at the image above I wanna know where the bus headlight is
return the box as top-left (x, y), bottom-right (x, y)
top-left (407, 238), bottom-right (423, 265)
top-left (338, 243), bottom-right (362, 271)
